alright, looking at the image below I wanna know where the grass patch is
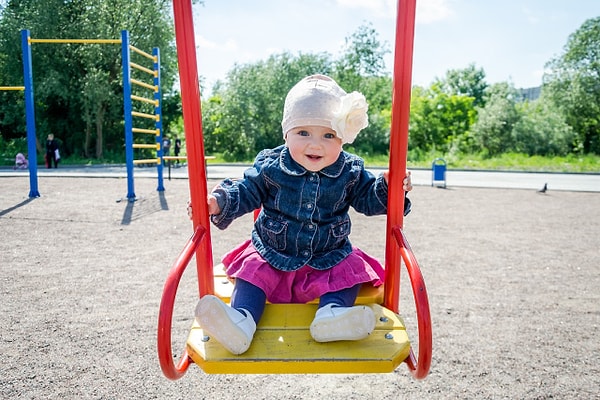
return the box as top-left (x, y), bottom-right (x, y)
top-left (407, 153), bottom-right (600, 173)
top-left (205, 151), bottom-right (600, 173)
top-left (3, 148), bottom-right (598, 173)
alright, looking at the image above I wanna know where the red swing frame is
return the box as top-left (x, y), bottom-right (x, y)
top-left (158, 0), bottom-right (431, 380)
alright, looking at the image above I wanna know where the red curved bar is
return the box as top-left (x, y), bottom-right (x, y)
top-left (157, 226), bottom-right (206, 380)
top-left (392, 227), bottom-right (432, 379)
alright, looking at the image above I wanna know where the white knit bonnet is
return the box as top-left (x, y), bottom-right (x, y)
top-left (281, 74), bottom-right (369, 144)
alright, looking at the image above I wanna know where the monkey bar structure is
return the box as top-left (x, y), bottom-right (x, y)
top-left (13, 30), bottom-right (162, 199)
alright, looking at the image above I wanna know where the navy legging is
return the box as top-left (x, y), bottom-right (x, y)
top-left (230, 278), bottom-right (361, 323)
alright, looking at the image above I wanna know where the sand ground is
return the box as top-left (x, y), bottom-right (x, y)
top-left (1, 175), bottom-right (599, 399)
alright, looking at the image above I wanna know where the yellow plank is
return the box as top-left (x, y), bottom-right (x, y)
top-left (162, 156), bottom-right (188, 161)
top-left (133, 158), bottom-right (159, 164)
top-left (186, 303), bottom-right (411, 374)
top-left (132, 143), bottom-right (159, 149)
top-left (30, 38), bottom-right (121, 44)
top-left (129, 45), bottom-right (155, 61)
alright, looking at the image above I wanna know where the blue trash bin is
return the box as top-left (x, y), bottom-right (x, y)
top-left (431, 158), bottom-right (447, 188)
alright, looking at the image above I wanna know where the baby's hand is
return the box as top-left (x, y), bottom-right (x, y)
top-left (207, 194), bottom-right (221, 215)
top-left (186, 200), bottom-right (193, 220)
top-left (382, 170), bottom-right (413, 192)
top-left (404, 171), bottom-right (412, 192)
top-left (186, 195), bottom-right (222, 220)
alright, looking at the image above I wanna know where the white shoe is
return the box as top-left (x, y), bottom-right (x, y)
top-left (309, 304), bottom-right (376, 342)
top-left (195, 295), bottom-right (256, 355)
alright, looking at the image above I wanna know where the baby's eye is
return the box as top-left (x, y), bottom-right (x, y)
top-left (324, 132), bottom-right (336, 139)
top-left (298, 130), bottom-right (310, 137)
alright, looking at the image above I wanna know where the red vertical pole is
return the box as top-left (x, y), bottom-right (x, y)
top-left (384, 0), bottom-right (417, 311)
top-left (172, 0), bottom-right (214, 296)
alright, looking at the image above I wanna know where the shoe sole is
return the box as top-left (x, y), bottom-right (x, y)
top-left (195, 295), bottom-right (251, 355)
top-left (310, 306), bottom-right (376, 342)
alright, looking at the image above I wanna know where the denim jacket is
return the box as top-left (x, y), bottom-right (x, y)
top-left (211, 145), bottom-right (410, 272)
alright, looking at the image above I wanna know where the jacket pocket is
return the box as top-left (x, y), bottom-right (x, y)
top-left (260, 217), bottom-right (288, 251)
top-left (325, 219), bottom-right (351, 250)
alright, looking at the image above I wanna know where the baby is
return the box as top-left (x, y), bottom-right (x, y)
top-left (195, 75), bottom-right (412, 354)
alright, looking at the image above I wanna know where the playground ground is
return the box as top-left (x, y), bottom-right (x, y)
top-left (1, 175), bottom-right (599, 399)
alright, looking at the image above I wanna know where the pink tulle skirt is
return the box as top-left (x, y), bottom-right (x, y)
top-left (222, 240), bottom-right (385, 304)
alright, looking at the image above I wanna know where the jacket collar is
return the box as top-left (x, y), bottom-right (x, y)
top-left (279, 146), bottom-right (345, 178)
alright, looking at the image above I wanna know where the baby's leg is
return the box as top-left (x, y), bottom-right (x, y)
top-left (195, 279), bottom-right (266, 355)
top-left (310, 284), bottom-right (375, 342)
top-left (318, 284), bottom-right (361, 308)
top-left (231, 278), bottom-right (267, 322)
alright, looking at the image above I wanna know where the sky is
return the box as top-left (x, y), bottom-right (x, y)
top-left (191, 0), bottom-right (600, 94)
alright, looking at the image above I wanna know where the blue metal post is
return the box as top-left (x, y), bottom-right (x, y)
top-left (122, 30), bottom-right (136, 201)
top-left (21, 30), bottom-right (40, 198)
top-left (154, 47), bottom-right (165, 191)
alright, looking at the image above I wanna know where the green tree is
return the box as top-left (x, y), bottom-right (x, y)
top-left (347, 75), bottom-right (392, 156)
top-left (470, 82), bottom-right (521, 156)
top-left (0, 1), bottom-right (30, 142)
top-left (333, 23), bottom-right (392, 156)
top-left (512, 94), bottom-right (575, 156)
top-left (333, 23), bottom-right (389, 87)
top-left (544, 17), bottom-right (600, 154)
top-left (408, 66), bottom-right (481, 157)
top-left (0, 0), bottom-right (178, 160)
top-left (408, 86), bottom-right (441, 155)
top-left (435, 63), bottom-right (488, 108)
top-left (408, 83), bottom-right (476, 155)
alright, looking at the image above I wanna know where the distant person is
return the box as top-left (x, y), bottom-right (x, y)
top-left (162, 136), bottom-right (171, 166)
top-left (174, 135), bottom-right (182, 165)
top-left (14, 153), bottom-right (28, 170)
top-left (45, 134), bottom-right (59, 168)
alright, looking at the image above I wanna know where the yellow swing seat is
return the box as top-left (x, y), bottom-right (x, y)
top-left (185, 268), bottom-right (410, 374)
top-left (187, 303), bottom-right (410, 374)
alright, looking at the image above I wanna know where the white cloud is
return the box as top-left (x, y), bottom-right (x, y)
top-left (335, 0), bottom-right (395, 17)
top-left (265, 46), bottom-right (283, 56)
top-left (531, 68), bottom-right (546, 83)
top-left (336, 0), bottom-right (454, 22)
top-left (196, 35), bottom-right (239, 52)
top-left (196, 35), bottom-right (218, 50)
top-left (522, 6), bottom-right (541, 24)
top-left (222, 39), bottom-right (238, 52)
top-left (416, 0), bottom-right (454, 24)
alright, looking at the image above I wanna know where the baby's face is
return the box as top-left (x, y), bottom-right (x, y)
top-left (285, 125), bottom-right (343, 172)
